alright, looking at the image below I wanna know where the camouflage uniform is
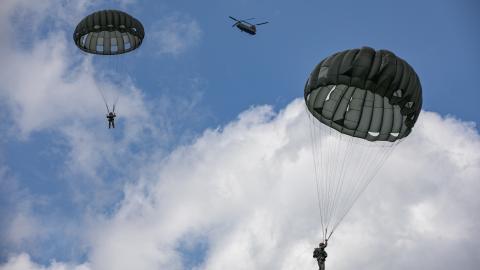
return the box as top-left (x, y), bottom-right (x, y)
top-left (313, 243), bottom-right (327, 270)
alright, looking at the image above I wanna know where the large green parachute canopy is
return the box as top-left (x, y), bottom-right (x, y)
top-left (73, 10), bottom-right (145, 55)
top-left (305, 47), bottom-right (422, 142)
top-left (305, 47), bottom-right (423, 242)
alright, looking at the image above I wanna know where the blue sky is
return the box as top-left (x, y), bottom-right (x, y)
top-left (0, 1), bottom-right (479, 270)
top-left (86, 0), bottom-right (480, 125)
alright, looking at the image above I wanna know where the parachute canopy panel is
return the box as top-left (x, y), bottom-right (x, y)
top-left (73, 10), bottom-right (144, 55)
top-left (304, 47), bottom-right (422, 142)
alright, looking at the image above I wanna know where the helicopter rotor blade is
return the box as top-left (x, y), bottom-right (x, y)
top-left (243, 17), bottom-right (256, 21)
top-left (229, 16), bottom-right (239, 22)
top-left (256, 21), bottom-right (269, 26)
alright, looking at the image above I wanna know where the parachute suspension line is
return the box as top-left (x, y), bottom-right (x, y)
top-left (329, 135), bottom-right (375, 228)
top-left (322, 124), bottom-right (334, 233)
top-left (111, 48), bottom-right (137, 113)
top-left (333, 139), bottom-right (373, 232)
top-left (321, 121), bottom-right (348, 238)
top-left (317, 118), bottom-right (329, 240)
top-left (326, 229), bottom-right (334, 241)
top-left (88, 54), bottom-right (111, 113)
top-left (307, 110), bottom-right (326, 241)
top-left (320, 119), bottom-right (334, 239)
top-left (328, 140), bottom-right (374, 235)
top-left (307, 111), bottom-right (400, 241)
top-left (325, 134), bottom-right (355, 232)
top-left (111, 53), bottom-right (122, 112)
top-left (320, 122), bottom-right (332, 235)
top-left (324, 126), bottom-right (336, 240)
top-left (112, 91), bottom-right (120, 113)
top-left (330, 140), bottom-right (398, 234)
top-left (94, 54), bottom-right (118, 114)
top-left (307, 114), bottom-right (342, 240)
top-left (328, 129), bottom-right (348, 228)
top-left (98, 85), bottom-right (111, 113)
top-left (325, 128), bottom-right (354, 235)
top-left (323, 125), bottom-right (333, 228)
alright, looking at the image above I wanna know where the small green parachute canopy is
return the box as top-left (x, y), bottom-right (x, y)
top-left (73, 10), bottom-right (145, 55)
top-left (304, 47), bottom-right (422, 142)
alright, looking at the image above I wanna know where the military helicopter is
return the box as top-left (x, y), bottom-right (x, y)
top-left (229, 16), bottom-right (269, 35)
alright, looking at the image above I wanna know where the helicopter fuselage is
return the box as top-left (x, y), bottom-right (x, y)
top-left (235, 23), bottom-right (256, 35)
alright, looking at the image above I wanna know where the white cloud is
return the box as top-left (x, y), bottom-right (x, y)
top-left (5, 100), bottom-right (469, 270)
top-left (0, 166), bottom-right (44, 253)
top-left (0, 253), bottom-right (90, 270)
top-left (2, 99), bottom-right (480, 269)
top-left (150, 14), bottom-right (202, 56)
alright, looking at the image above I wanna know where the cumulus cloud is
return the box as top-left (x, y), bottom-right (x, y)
top-left (4, 100), bottom-right (474, 270)
top-left (0, 167), bottom-right (34, 252)
top-left (82, 101), bottom-right (479, 270)
top-left (0, 253), bottom-right (90, 270)
top-left (150, 14), bottom-right (202, 56)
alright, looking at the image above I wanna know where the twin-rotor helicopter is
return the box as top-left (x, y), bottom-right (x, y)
top-left (229, 16), bottom-right (269, 35)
